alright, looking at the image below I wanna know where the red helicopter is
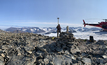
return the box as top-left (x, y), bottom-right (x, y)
top-left (83, 19), bottom-right (107, 30)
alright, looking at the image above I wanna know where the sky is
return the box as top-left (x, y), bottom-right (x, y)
top-left (0, 0), bottom-right (107, 29)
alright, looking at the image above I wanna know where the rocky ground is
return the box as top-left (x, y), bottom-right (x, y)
top-left (0, 32), bottom-right (107, 65)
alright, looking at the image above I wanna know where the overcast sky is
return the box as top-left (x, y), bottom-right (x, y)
top-left (0, 0), bottom-right (107, 28)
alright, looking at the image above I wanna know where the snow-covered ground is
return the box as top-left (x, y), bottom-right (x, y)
top-left (45, 30), bottom-right (107, 40)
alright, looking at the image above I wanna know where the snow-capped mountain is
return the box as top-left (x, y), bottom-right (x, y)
top-left (5, 27), bottom-right (102, 34)
top-left (6, 27), bottom-right (45, 33)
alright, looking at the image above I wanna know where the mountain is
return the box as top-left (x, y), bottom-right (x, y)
top-left (5, 27), bottom-right (102, 34)
top-left (5, 27), bottom-right (45, 33)
top-left (6, 27), bottom-right (18, 32)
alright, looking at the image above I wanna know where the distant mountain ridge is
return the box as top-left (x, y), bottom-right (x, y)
top-left (5, 27), bottom-right (102, 34)
top-left (6, 27), bottom-right (45, 33)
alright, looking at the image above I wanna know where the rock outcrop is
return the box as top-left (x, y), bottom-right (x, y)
top-left (0, 32), bottom-right (106, 65)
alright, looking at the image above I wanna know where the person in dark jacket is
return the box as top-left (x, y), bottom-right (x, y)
top-left (56, 24), bottom-right (61, 38)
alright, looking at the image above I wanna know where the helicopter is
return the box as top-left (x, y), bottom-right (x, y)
top-left (83, 19), bottom-right (107, 30)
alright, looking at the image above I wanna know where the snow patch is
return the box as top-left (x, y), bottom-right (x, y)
top-left (34, 28), bottom-right (37, 30)
top-left (30, 29), bottom-right (34, 32)
top-left (22, 29), bottom-right (27, 31)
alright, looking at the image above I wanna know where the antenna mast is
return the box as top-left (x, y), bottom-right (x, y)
top-left (57, 17), bottom-right (59, 24)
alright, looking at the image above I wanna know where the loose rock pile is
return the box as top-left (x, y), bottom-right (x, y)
top-left (0, 32), bottom-right (107, 65)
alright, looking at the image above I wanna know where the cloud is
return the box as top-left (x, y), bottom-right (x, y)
top-left (18, 21), bottom-right (83, 27)
top-left (0, 20), bottom-right (83, 28)
top-left (60, 23), bottom-right (83, 27)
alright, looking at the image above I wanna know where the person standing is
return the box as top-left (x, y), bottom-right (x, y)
top-left (56, 24), bottom-right (61, 38)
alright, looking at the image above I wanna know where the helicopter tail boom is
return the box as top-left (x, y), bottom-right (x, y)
top-left (83, 20), bottom-right (100, 27)
top-left (83, 20), bottom-right (86, 27)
